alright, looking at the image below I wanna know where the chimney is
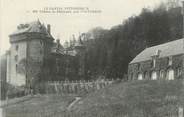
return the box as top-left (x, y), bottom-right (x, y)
top-left (155, 49), bottom-right (161, 56)
top-left (56, 39), bottom-right (60, 44)
top-left (47, 24), bottom-right (51, 35)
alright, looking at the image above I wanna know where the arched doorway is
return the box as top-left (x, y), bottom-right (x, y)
top-left (167, 69), bottom-right (174, 80)
top-left (138, 73), bottom-right (143, 80)
top-left (151, 71), bottom-right (157, 80)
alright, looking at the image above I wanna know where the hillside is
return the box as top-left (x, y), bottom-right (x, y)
top-left (3, 80), bottom-right (184, 117)
top-left (69, 80), bottom-right (184, 117)
top-left (3, 95), bottom-right (75, 117)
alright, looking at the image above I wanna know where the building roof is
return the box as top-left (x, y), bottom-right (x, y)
top-left (51, 40), bottom-right (65, 55)
top-left (130, 38), bottom-right (184, 64)
top-left (74, 39), bottom-right (84, 48)
top-left (10, 20), bottom-right (52, 37)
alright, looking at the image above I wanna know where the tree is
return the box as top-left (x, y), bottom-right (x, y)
top-left (18, 58), bottom-right (42, 92)
top-left (80, 1), bottom-right (183, 80)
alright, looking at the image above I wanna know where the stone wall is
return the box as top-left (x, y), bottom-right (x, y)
top-left (1, 55), bottom-right (7, 100)
top-left (8, 33), bottom-right (53, 86)
top-left (28, 39), bottom-right (44, 62)
top-left (9, 41), bottom-right (27, 86)
top-left (128, 54), bottom-right (183, 80)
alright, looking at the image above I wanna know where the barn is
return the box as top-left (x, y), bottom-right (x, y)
top-left (128, 39), bottom-right (184, 80)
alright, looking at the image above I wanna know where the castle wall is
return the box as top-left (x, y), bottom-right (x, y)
top-left (128, 54), bottom-right (183, 80)
top-left (6, 52), bottom-right (11, 83)
top-left (28, 39), bottom-right (44, 62)
top-left (9, 41), bottom-right (27, 86)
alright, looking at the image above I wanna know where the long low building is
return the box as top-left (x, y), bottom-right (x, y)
top-left (128, 39), bottom-right (184, 80)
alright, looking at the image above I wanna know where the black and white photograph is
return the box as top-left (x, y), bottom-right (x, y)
top-left (1, 0), bottom-right (184, 117)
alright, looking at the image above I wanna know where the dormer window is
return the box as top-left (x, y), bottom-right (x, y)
top-left (168, 56), bottom-right (172, 66)
top-left (155, 49), bottom-right (161, 56)
top-left (151, 50), bottom-right (160, 68)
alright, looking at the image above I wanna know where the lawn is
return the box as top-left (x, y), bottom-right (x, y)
top-left (2, 94), bottom-right (75, 117)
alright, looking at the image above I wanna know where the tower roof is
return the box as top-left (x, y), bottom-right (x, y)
top-left (10, 20), bottom-right (52, 38)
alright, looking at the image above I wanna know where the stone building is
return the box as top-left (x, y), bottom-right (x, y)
top-left (128, 39), bottom-right (184, 80)
top-left (6, 20), bottom-right (86, 86)
top-left (6, 20), bottom-right (54, 86)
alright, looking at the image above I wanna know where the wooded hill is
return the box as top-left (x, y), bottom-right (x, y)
top-left (66, 2), bottom-right (183, 80)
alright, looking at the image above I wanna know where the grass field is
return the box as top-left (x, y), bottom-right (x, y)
top-left (2, 94), bottom-right (75, 117)
top-left (2, 80), bottom-right (184, 117)
top-left (69, 80), bottom-right (184, 117)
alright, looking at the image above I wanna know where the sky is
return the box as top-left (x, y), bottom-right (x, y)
top-left (0, 0), bottom-right (167, 54)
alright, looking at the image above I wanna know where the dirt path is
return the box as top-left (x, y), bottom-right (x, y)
top-left (67, 97), bottom-right (81, 110)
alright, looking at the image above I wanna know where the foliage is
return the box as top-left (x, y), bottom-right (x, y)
top-left (72, 2), bottom-right (183, 80)
top-left (18, 57), bottom-right (42, 88)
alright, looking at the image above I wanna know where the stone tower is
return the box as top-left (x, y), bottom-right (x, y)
top-left (6, 20), bottom-right (54, 86)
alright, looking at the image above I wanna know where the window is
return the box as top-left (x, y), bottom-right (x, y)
top-left (138, 73), bottom-right (143, 80)
top-left (16, 45), bottom-right (19, 51)
top-left (177, 68), bottom-right (182, 77)
top-left (16, 64), bottom-right (18, 72)
top-left (168, 56), bottom-right (172, 66)
top-left (151, 71), bottom-right (157, 80)
top-left (15, 55), bottom-right (18, 62)
top-left (167, 69), bottom-right (174, 80)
